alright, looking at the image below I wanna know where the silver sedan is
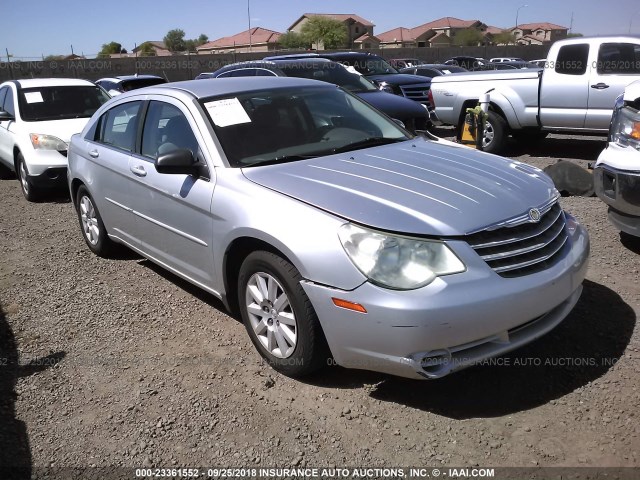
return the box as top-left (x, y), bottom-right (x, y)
top-left (67, 77), bottom-right (589, 379)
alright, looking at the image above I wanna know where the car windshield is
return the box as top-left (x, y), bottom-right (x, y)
top-left (19, 86), bottom-right (110, 121)
top-left (343, 57), bottom-right (399, 76)
top-left (279, 63), bottom-right (378, 93)
top-left (203, 86), bottom-right (410, 168)
top-left (121, 78), bottom-right (167, 91)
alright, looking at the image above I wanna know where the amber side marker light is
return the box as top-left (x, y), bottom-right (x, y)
top-left (332, 298), bottom-right (367, 314)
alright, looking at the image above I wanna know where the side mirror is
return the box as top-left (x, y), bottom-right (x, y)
top-left (155, 149), bottom-right (200, 175)
top-left (0, 110), bottom-right (14, 121)
top-left (392, 118), bottom-right (406, 129)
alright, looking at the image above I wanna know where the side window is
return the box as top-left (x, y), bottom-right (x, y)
top-left (555, 44), bottom-right (589, 75)
top-left (597, 43), bottom-right (640, 74)
top-left (216, 71), bottom-right (235, 78)
top-left (3, 89), bottom-right (15, 116)
top-left (141, 101), bottom-right (199, 160)
top-left (97, 101), bottom-right (142, 151)
top-left (0, 87), bottom-right (7, 112)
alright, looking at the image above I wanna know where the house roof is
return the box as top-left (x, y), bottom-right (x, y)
top-left (514, 22), bottom-right (568, 31)
top-left (354, 33), bottom-right (380, 43)
top-left (377, 27), bottom-right (412, 43)
top-left (429, 32), bottom-right (451, 43)
top-left (485, 26), bottom-right (505, 35)
top-left (289, 13), bottom-right (374, 30)
top-left (197, 27), bottom-right (281, 50)
top-left (412, 17), bottom-right (481, 37)
top-left (133, 41), bottom-right (167, 52)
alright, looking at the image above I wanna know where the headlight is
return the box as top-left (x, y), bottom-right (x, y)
top-left (338, 223), bottom-right (466, 290)
top-left (609, 105), bottom-right (640, 150)
top-left (30, 134), bottom-right (68, 151)
top-left (378, 82), bottom-right (395, 94)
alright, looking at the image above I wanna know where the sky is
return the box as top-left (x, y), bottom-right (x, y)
top-left (3, 0), bottom-right (640, 59)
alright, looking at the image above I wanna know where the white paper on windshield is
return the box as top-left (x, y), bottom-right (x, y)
top-left (204, 98), bottom-right (251, 127)
top-left (24, 91), bottom-right (44, 103)
top-left (442, 69), bottom-right (452, 74)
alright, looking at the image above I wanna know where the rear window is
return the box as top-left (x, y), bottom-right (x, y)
top-left (597, 43), bottom-right (640, 74)
top-left (18, 86), bottom-right (110, 121)
top-left (120, 78), bottom-right (167, 91)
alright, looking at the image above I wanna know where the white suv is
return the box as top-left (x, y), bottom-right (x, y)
top-left (0, 78), bottom-right (110, 201)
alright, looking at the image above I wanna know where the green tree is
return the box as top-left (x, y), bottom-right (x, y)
top-left (279, 31), bottom-right (308, 49)
top-left (184, 39), bottom-right (197, 52)
top-left (300, 16), bottom-right (348, 50)
top-left (196, 34), bottom-right (209, 46)
top-left (44, 54), bottom-right (64, 61)
top-left (98, 41), bottom-right (126, 58)
top-left (492, 30), bottom-right (516, 45)
top-left (137, 42), bottom-right (157, 57)
top-left (164, 28), bottom-right (186, 52)
top-left (567, 33), bottom-right (583, 38)
top-left (453, 28), bottom-right (486, 46)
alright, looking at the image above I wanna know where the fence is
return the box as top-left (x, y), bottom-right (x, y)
top-left (0, 45), bottom-right (551, 83)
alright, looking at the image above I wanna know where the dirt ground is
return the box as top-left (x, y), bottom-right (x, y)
top-left (0, 130), bottom-right (639, 479)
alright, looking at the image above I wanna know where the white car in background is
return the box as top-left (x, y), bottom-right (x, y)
top-left (0, 78), bottom-right (110, 200)
top-left (594, 80), bottom-right (640, 238)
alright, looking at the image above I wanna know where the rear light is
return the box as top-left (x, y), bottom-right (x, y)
top-left (428, 89), bottom-right (435, 108)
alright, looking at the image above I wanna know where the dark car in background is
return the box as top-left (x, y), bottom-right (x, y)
top-left (198, 58), bottom-right (431, 132)
top-left (95, 75), bottom-right (167, 96)
top-left (485, 61), bottom-right (540, 70)
top-left (265, 52), bottom-right (434, 110)
top-left (388, 58), bottom-right (425, 69)
top-left (400, 64), bottom-right (468, 78)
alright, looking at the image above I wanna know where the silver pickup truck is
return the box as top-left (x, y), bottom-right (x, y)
top-left (431, 36), bottom-right (640, 154)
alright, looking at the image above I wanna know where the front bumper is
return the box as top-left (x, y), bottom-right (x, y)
top-left (23, 148), bottom-right (69, 187)
top-left (595, 144), bottom-right (640, 236)
top-left (302, 223), bottom-right (589, 380)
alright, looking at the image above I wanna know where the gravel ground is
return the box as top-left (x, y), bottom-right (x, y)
top-left (0, 131), bottom-right (639, 479)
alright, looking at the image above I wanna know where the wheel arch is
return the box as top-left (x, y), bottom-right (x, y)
top-left (222, 235), bottom-right (298, 315)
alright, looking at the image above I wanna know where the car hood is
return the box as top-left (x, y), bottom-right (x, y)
top-left (356, 91), bottom-right (427, 120)
top-left (22, 118), bottom-right (91, 144)
top-left (366, 73), bottom-right (430, 85)
top-left (242, 138), bottom-right (557, 236)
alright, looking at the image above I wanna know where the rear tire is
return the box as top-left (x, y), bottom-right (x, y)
top-left (481, 111), bottom-right (507, 154)
top-left (238, 250), bottom-right (328, 377)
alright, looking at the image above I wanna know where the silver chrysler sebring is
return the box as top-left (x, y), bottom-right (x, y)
top-left (67, 77), bottom-right (589, 380)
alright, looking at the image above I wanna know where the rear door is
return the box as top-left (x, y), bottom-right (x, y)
top-left (81, 100), bottom-right (143, 245)
top-left (539, 43), bottom-right (590, 129)
top-left (584, 41), bottom-right (640, 129)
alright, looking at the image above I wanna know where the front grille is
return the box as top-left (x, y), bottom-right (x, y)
top-left (466, 202), bottom-right (568, 278)
top-left (399, 82), bottom-right (431, 107)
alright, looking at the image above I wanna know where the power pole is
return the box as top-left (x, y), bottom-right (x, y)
top-left (569, 12), bottom-right (574, 34)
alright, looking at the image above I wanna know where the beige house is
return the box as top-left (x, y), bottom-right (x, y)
top-left (512, 23), bottom-right (568, 45)
top-left (288, 13), bottom-right (374, 49)
top-left (196, 28), bottom-right (282, 54)
top-left (378, 17), bottom-right (487, 48)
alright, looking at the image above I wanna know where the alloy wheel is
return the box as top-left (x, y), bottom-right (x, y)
top-left (245, 272), bottom-right (297, 358)
top-left (79, 195), bottom-right (100, 246)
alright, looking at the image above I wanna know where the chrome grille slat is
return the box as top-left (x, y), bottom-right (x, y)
top-left (466, 201), bottom-right (569, 278)
top-left (398, 83), bottom-right (431, 106)
top-left (478, 217), bottom-right (566, 261)
top-left (492, 234), bottom-right (568, 273)
top-left (469, 206), bottom-right (563, 249)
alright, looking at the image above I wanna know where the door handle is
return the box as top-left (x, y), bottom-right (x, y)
top-left (88, 150), bottom-right (99, 158)
top-left (130, 165), bottom-right (147, 177)
top-left (590, 83), bottom-right (610, 90)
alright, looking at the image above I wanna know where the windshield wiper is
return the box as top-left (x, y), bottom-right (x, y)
top-left (331, 137), bottom-right (404, 154)
top-left (245, 153), bottom-right (323, 167)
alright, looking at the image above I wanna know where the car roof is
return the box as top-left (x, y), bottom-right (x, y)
top-left (124, 76), bottom-right (335, 100)
top-left (12, 78), bottom-right (97, 88)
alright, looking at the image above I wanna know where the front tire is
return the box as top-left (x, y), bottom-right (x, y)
top-left (238, 251), bottom-right (328, 377)
top-left (17, 153), bottom-right (40, 202)
top-left (75, 186), bottom-right (112, 257)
